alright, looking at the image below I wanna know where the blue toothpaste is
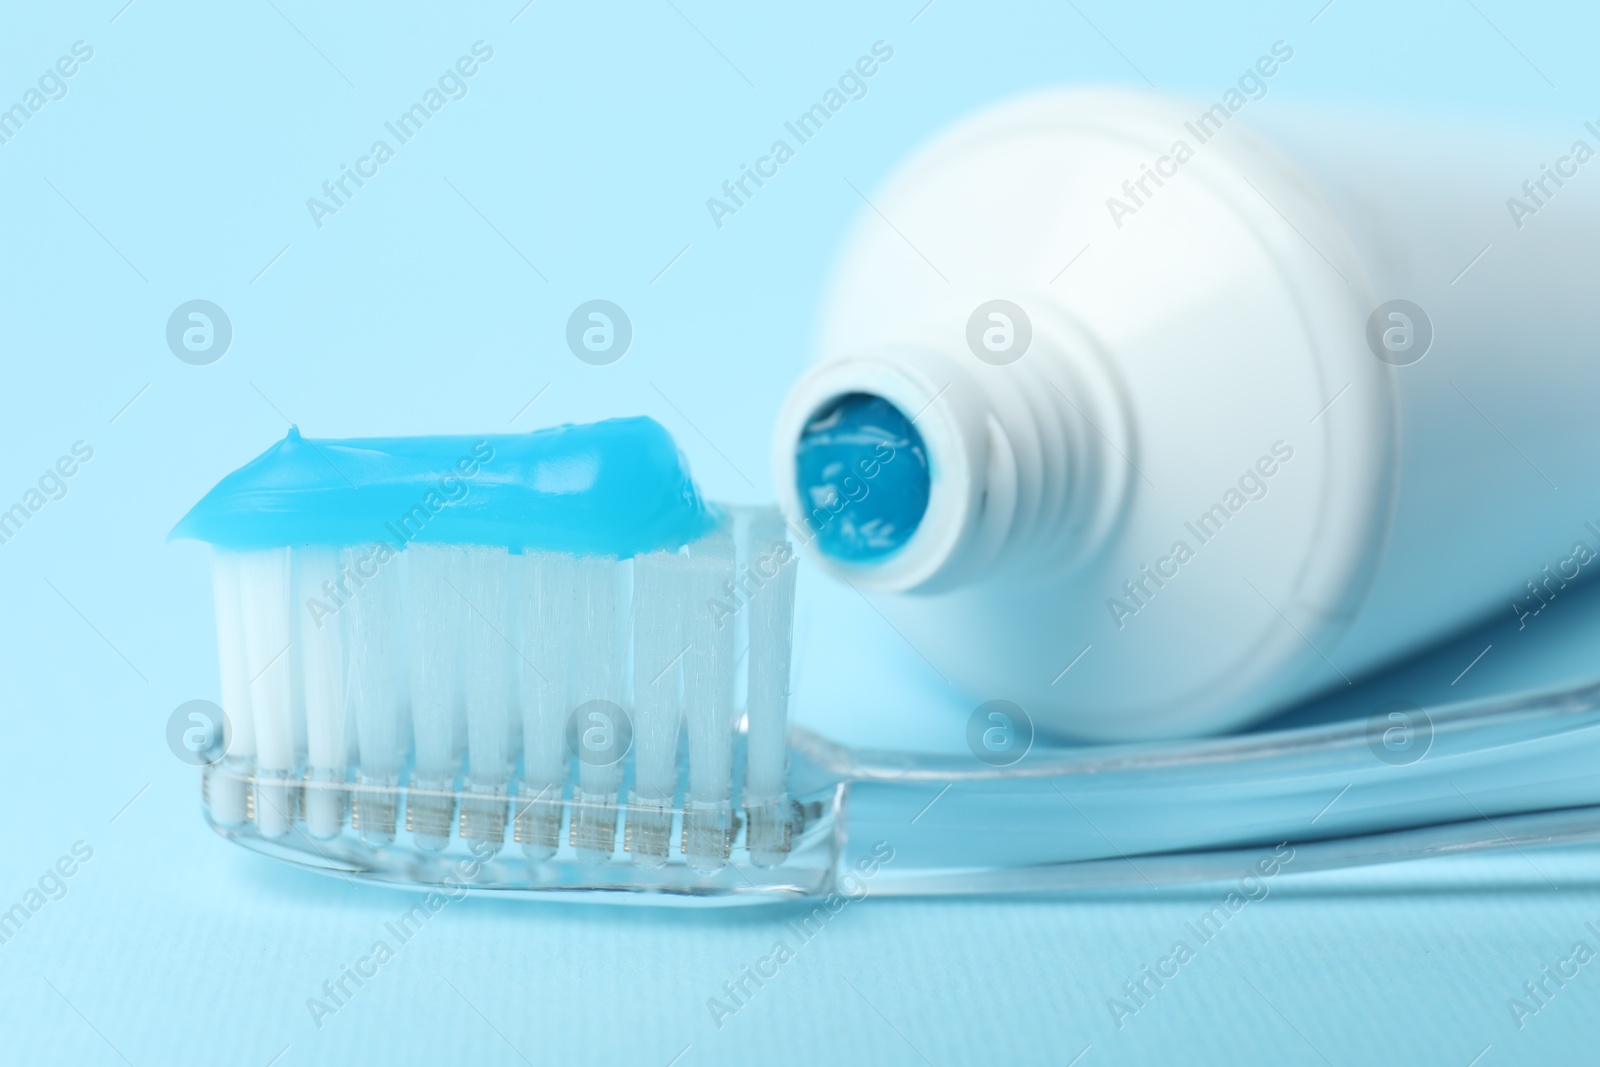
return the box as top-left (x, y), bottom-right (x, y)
top-left (170, 416), bottom-right (718, 557)
top-left (793, 393), bottom-right (930, 562)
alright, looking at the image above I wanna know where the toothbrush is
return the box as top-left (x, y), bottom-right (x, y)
top-left (205, 531), bottom-right (1600, 903)
top-left (177, 420), bottom-right (1600, 904)
top-left (173, 419), bottom-right (772, 880)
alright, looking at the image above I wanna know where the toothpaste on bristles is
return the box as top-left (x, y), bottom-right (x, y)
top-left (171, 417), bottom-right (796, 876)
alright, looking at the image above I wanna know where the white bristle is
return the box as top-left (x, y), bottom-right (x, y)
top-left (460, 546), bottom-right (516, 780)
top-left (293, 546), bottom-right (347, 839)
top-left (206, 511), bottom-right (797, 872)
top-left (569, 555), bottom-right (627, 861)
top-left (745, 514), bottom-right (798, 864)
top-left (515, 550), bottom-right (571, 858)
top-left (343, 543), bottom-right (405, 846)
top-left (629, 550), bottom-right (688, 866)
top-left (290, 656), bottom-right (308, 778)
top-left (402, 544), bottom-right (465, 848)
top-left (682, 531), bottom-right (738, 872)
top-left (236, 547), bottom-right (295, 838)
top-left (209, 553), bottom-right (256, 826)
top-left (459, 545), bottom-right (516, 848)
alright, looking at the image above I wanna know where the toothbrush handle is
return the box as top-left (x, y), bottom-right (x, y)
top-left (798, 683), bottom-right (1600, 896)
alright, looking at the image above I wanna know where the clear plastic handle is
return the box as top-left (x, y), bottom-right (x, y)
top-left (206, 678), bottom-right (1600, 904)
top-left (816, 680), bottom-right (1600, 897)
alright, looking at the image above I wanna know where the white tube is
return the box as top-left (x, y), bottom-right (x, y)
top-left (774, 88), bottom-right (1600, 740)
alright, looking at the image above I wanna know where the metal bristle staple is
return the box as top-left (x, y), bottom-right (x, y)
top-left (352, 780), bottom-right (399, 841)
top-left (682, 801), bottom-right (741, 867)
top-left (569, 794), bottom-right (620, 856)
top-left (405, 776), bottom-right (456, 840)
top-left (513, 783), bottom-right (563, 854)
top-left (460, 790), bottom-right (509, 844)
top-left (624, 796), bottom-right (674, 866)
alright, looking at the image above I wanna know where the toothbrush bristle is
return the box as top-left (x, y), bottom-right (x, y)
top-left (236, 548), bottom-right (295, 837)
top-left (343, 543), bottom-right (406, 844)
top-left (681, 531), bottom-right (739, 871)
top-left (209, 553), bottom-right (254, 827)
top-left (745, 513), bottom-right (799, 866)
top-left (628, 549), bottom-right (690, 867)
top-left (403, 543), bottom-right (464, 848)
top-left (294, 546), bottom-right (347, 839)
top-left (206, 510), bottom-right (799, 876)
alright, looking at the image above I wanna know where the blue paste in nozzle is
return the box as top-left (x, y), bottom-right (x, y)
top-left (170, 416), bottom-right (717, 557)
top-left (794, 393), bottom-right (930, 562)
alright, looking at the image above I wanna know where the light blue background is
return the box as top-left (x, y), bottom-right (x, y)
top-left (3, 1), bottom-right (1600, 1063)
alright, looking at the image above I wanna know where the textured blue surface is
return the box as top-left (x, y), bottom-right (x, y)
top-left (794, 393), bottom-right (930, 562)
top-left (2, 1), bottom-right (1599, 1065)
top-left (170, 418), bottom-right (715, 555)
